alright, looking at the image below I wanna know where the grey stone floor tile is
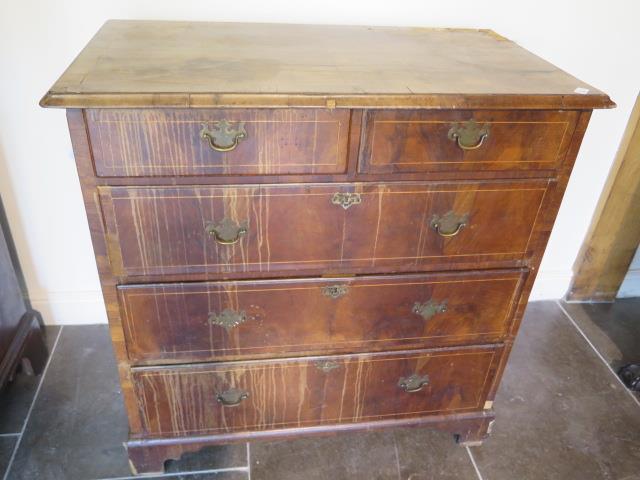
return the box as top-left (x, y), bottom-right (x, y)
top-left (0, 436), bottom-right (18, 478)
top-left (394, 428), bottom-right (478, 480)
top-left (251, 427), bottom-right (476, 480)
top-left (0, 326), bottom-right (60, 434)
top-left (562, 298), bottom-right (640, 370)
top-left (251, 430), bottom-right (400, 480)
top-left (471, 301), bottom-right (640, 480)
top-left (5, 326), bottom-right (246, 480)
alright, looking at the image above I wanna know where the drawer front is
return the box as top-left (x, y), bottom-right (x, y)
top-left (100, 181), bottom-right (547, 278)
top-left (132, 346), bottom-right (502, 436)
top-left (358, 110), bottom-right (578, 174)
top-left (87, 109), bottom-right (350, 176)
top-left (120, 270), bottom-right (524, 363)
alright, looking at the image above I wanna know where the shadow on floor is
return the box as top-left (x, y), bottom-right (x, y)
top-left (562, 298), bottom-right (640, 369)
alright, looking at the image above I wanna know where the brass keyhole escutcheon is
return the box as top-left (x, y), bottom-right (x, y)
top-left (200, 120), bottom-right (247, 152)
top-left (322, 285), bottom-right (349, 299)
top-left (315, 360), bottom-right (341, 373)
top-left (331, 192), bottom-right (362, 210)
top-left (209, 309), bottom-right (247, 333)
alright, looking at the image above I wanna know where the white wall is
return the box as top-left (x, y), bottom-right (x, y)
top-left (1, 1), bottom-right (639, 324)
top-left (618, 248), bottom-right (640, 298)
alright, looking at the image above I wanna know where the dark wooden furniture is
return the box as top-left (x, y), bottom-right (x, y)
top-left (40, 20), bottom-right (614, 475)
top-left (0, 197), bottom-right (47, 391)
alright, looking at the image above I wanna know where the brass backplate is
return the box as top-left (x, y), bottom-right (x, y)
top-left (200, 120), bottom-right (247, 151)
top-left (447, 120), bottom-right (490, 150)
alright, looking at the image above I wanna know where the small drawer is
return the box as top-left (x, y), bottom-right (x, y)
top-left (358, 110), bottom-right (578, 174)
top-left (120, 270), bottom-right (525, 363)
top-left (99, 180), bottom-right (548, 278)
top-left (132, 345), bottom-right (502, 437)
top-left (86, 109), bottom-right (350, 176)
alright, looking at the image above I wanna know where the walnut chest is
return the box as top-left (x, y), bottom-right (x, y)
top-left (41, 20), bottom-right (613, 475)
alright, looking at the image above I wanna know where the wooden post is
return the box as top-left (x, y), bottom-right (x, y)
top-left (568, 93), bottom-right (640, 301)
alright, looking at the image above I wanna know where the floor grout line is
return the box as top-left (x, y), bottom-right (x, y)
top-left (3, 325), bottom-right (64, 480)
top-left (556, 300), bottom-right (640, 409)
top-left (94, 466), bottom-right (251, 480)
top-left (0, 434), bottom-right (20, 438)
top-left (246, 442), bottom-right (252, 480)
top-left (465, 446), bottom-right (485, 480)
top-left (391, 433), bottom-right (402, 480)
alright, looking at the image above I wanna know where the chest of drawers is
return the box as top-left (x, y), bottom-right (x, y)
top-left (41, 20), bottom-right (613, 475)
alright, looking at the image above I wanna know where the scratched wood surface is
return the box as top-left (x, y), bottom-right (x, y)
top-left (87, 109), bottom-right (350, 177)
top-left (99, 181), bottom-right (548, 278)
top-left (132, 345), bottom-right (502, 437)
top-left (119, 270), bottom-right (525, 364)
top-left (39, 21), bottom-right (614, 110)
top-left (359, 109), bottom-right (578, 174)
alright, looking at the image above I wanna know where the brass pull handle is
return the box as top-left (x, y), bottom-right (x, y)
top-left (209, 308), bottom-right (246, 333)
top-left (448, 120), bottom-right (489, 150)
top-left (413, 300), bottom-right (447, 320)
top-left (205, 218), bottom-right (248, 245)
top-left (200, 120), bottom-right (247, 152)
top-left (321, 285), bottom-right (348, 299)
top-left (332, 192), bottom-right (361, 210)
top-left (430, 211), bottom-right (469, 237)
top-left (216, 388), bottom-right (249, 407)
top-left (398, 374), bottom-right (430, 393)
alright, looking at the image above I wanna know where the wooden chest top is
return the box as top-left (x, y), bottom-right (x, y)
top-left (40, 20), bottom-right (613, 110)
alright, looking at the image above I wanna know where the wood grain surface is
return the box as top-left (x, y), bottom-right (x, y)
top-left (132, 345), bottom-right (503, 437)
top-left (99, 181), bottom-right (548, 278)
top-left (119, 270), bottom-right (526, 363)
top-left (359, 110), bottom-right (578, 174)
top-left (87, 109), bottom-right (350, 177)
top-left (40, 21), bottom-right (614, 110)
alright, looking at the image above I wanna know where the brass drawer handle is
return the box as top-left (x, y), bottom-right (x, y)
top-left (413, 300), bottom-right (447, 320)
top-left (321, 285), bottom-right (348, 299)
top-left (200, 120), bottom-right (247, 152)
top-left (448, 120), bottom-right (489, 150)
top-left (332, 192), bottom-right (361, 210)
top-left (398, 374), bottom-right (430, 393)
top-left (216, 388), bottom-right (249, 407)
top-left (206, 218), bottom-right (248, 245)
top-left (430, 211), bottom-right (468, 237)
top-left (209, 308), bottom-right (246, 332)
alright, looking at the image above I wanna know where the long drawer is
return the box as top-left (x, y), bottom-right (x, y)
top-left (358, 110), bottom-right (578, 174)
top-left (119, 270), bottom-right (525, 363)
top-left (132, 345), bottom-right (503, 437)
top-left (86, 109), bottom-right (351, 177)
top-left (99, 180), bottom-right (548, 278)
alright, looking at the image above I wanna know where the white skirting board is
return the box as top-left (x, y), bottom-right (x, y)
top-left (30, 291), bottom-right (108, 325)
